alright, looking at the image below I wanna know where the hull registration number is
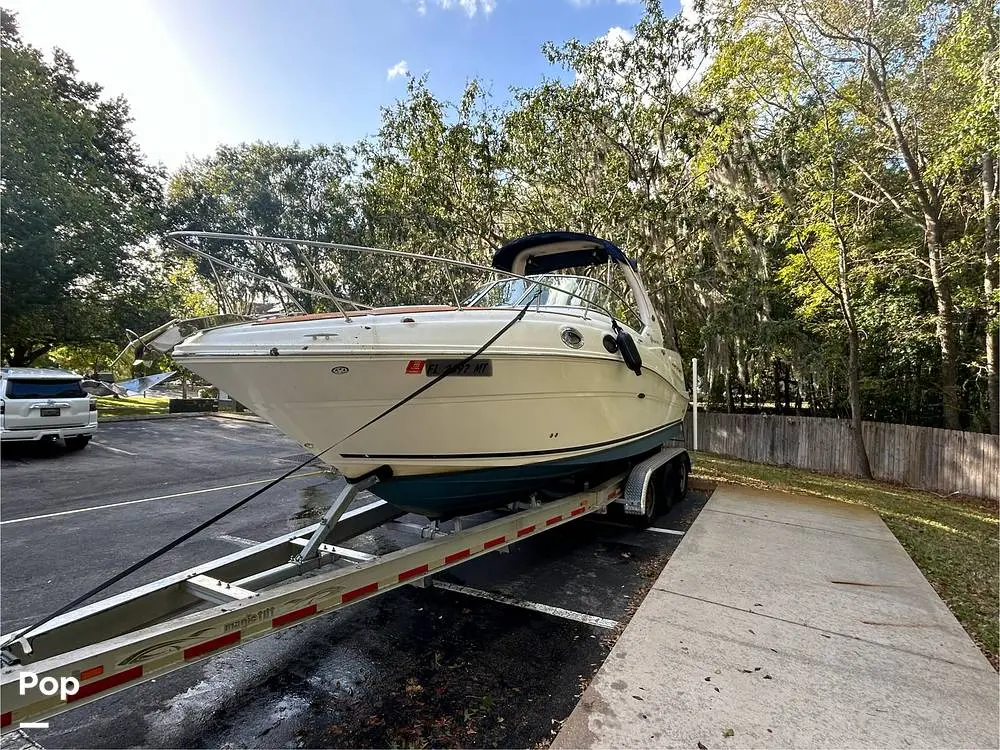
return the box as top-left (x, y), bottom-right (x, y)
top-left (426, 359), bottom-right (493, 377)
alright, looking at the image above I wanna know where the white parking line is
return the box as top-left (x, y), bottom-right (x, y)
top-left (0, 471), bottom-right (326, 525)
top-left (588, 519), bottom-right (686, 536)
top-left (645, 526), bottom-right (686, 536)
top-left (432, 580), bottom-right (618, 630)
top-left (91, 441), bottom-right (139, 456)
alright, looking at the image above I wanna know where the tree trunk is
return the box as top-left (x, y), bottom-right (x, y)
top-left (7, 344), bottom-right (52, 366)
top-left (983, 152), bottom-right (999, 434)
top-left (925, 216), bottom-right (962, 429)
top-left (836, 236), bottom-right (874, 478)
top-left (846, 323), bottom-right (873, 478)
top-left (866, 60), bottom-right (962, 429)
top-left (773, 359), bottom-right (781, 416)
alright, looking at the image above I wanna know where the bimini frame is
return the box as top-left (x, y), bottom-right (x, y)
top-left (162, 232), bottom-right (647, 331)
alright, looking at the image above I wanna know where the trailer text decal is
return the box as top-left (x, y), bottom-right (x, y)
top-left (224, 607), bottom-right (274, 633)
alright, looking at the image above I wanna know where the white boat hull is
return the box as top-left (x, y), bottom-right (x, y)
top-left (182, 351), bottom-right (686, 477)
top-left (171, 308), bottom-right (689, 515)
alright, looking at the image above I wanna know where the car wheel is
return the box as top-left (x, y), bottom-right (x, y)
top-left (65, 435), bottom-right (92, 451)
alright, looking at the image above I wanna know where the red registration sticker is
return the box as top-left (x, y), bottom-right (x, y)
top-left (405, 360), bottom-right (426, 374)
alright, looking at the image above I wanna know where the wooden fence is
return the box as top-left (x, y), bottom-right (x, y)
top-left (684, 411), bottom-right (1000, 500)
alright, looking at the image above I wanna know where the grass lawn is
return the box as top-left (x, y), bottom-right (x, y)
top-left (96, 396), bottom-right (170, 418)
top-left (691, 451), bottom-right (999, 669)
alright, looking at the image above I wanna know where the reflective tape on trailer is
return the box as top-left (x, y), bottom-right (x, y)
top-left (68, 665), bottom-right (143, 703)
top-left (272, 604), bottom-right (317, 627)
top-left (444, 549), bottom-right (471, 564)
top-left (398, 563), bottom-right (429, 582)
top-left (183, 631), bottom-right (240, 660)
top-left (342, 582), bottom-right (378, 603)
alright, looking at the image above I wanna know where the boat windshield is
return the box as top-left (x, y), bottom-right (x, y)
top-left (465, 274), bottom-right (641, 329)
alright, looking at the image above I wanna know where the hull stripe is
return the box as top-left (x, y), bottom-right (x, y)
top-left (340, 420), bottom-right (681, 461)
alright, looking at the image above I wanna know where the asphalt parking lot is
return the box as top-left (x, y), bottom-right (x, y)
top-left (1, 416), bottom-right (706, 749)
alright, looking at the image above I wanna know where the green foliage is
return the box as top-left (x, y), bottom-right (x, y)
top-left (166, 142), bottom-right (363, 314)
top-left (0, 11), bottom-right (167, 365)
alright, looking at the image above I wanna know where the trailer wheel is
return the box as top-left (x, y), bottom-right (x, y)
top-left (666, 455), bottom-right (689, 505)
top-left (630, 468), bottom-right (664, 528)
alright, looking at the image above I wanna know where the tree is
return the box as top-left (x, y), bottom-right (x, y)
top-left (0, 11), bottom-right (165, 365)
top-left (721, 0), bottom-right (997, 428)
top-left (166, 142), bottom-right (363, 314)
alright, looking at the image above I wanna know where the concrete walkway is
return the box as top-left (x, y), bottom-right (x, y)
top-left (554, 484), bottom-right (999, 749)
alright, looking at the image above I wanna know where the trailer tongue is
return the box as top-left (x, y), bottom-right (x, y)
top-left (0, 447), bottom-right (688, 733)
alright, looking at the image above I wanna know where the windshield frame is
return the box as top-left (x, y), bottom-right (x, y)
top-left (464, 274), bottom-right (643, 330)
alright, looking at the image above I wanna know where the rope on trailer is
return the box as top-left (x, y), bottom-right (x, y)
top-left (2, 295), bottom-right (538, 652)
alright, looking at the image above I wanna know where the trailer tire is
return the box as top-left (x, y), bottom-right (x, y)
top-left (667, 455), bottom-right (689, 505)
top-left (628, 468), bottom-right (664, 528)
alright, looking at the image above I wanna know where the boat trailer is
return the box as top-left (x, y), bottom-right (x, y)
top-left (0, 445), bottom-right (689, 732)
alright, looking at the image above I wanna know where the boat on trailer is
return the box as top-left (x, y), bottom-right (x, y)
top-left (147, 231), bottom-right (690, 518)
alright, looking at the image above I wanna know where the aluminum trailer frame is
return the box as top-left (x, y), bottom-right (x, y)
top-left (0, 446), bottom-right (688, 732)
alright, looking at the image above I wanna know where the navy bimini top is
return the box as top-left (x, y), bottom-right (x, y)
top-left (492, 231), bottom-right (636, 275)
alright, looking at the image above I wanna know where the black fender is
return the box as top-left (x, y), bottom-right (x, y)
top-left (616, 329), bottom-right (643, 376)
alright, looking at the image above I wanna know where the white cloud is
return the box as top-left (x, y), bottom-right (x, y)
top-left (423, 0), bottom-right (496, 17)
top-left (598, 25), bottom-right (634, 47)
top-left (387, 60), bottom-right (409, 80)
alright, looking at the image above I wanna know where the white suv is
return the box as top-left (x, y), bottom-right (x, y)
top-left (0, 367), bottom-right (98, 450)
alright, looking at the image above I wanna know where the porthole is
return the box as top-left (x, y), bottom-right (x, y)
top-left (561, 327), bottom-right (584, 349)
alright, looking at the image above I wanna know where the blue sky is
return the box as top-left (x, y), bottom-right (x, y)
top-left (4, 0), bottom-right (672, 170)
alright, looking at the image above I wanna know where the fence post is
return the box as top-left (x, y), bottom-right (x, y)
top-left (692, 357), bottom-right (699, 451)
